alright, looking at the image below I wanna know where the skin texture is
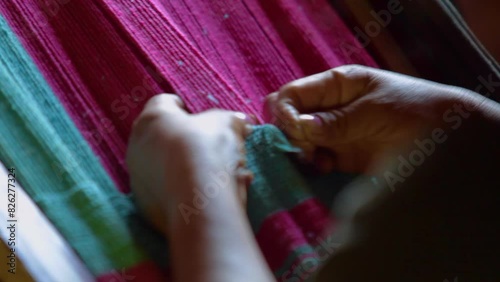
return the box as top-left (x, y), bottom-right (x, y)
top-left (265, 65), bottom-right (500, 173)
top-left (127, 65), bottom-right (500, 281)
top-left (127, 94), bottom-right (273, 282)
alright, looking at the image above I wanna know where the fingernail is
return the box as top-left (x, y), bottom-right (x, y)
top-left (245, 124), bottom-right (254, 137)
top-left (299, 114), bottom-right (322, 131)
top-left (235, 112), bottom-right (255, 124)
top-left (236, 168), bottom-right (254, 186)
top-left (235, 112), bottom-right (247, 120)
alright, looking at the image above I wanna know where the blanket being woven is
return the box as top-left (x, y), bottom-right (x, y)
top-left (0, 1), bottom-right (375, 281)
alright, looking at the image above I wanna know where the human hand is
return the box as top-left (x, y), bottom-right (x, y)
top-left (126, 94), bottom-right (253, 233)
top-left (266, 65), bottom-right (483, 173)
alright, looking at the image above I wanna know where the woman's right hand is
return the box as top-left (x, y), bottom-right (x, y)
top-left (266, 65), bottom-right (491, 173)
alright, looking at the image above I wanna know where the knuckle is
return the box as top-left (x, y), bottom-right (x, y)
top-left (145, 93), bottom-right (171, 107)
top-left (230, 116), bottom-right (247, 136)
top-left (144, 93), bottom-right (182, 112)
top-left (265, 92), bottom-right (278, 103)
top-left (336, 64), bottom-right (363, 72)
top-left (339, 64), bottom-right (373, 78)
top-left (229, 114), bottom-right (242, 128)
top-left (264, 93), bottom-right (279, 113)
top-left (331, 64), bottom-right (363, 79)
top-left (131, 111), bottom-right (160, 137)
top-left (279, 81), bottom-right (301, 98)
top-left (130, 112), bottom-right (150, 134)
top-left (328, 110), bottom-right (348, 136)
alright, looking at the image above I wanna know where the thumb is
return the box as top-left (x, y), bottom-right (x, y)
top-left (298, 104), bottom-right (367, 148)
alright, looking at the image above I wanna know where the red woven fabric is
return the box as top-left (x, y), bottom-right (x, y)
top-left (0, 0), bottom-right (376, 192)
top-left (0, 1), bottom-right (376, 280)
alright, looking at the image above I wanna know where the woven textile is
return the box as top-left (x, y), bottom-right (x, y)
top-left (0, 16), bottom-right (145, 275)
top-left (0, 0), bottom-right (376, 192)
top-left (0, 1), bottom-right (375, 280)
top-left (245, 125), bottom-right (356, 280)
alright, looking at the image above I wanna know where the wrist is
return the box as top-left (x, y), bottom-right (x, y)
top-left (447, 87), bottom-right (500, 119)
top-left (167, 169), bottom-right (243, 227)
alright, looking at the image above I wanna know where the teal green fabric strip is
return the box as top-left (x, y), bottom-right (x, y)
top-left (0, 16), bottom-right (145, 275)
top-left (245, 124), bottom-right (356, 232)
top-left (245, 125), bottom-right (312, 231)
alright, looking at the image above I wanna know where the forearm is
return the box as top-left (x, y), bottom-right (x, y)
top-left (168, 174), bottom-right (274, 282)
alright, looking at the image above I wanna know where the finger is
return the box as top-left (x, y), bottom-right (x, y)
top-left (264, 92), bottom-right (278, 123)
top-left (235, 167), bottom-right (253, 208)
top-left (279, 65), bottom-right (373, 112)
top-left (265, 92), bottom-right (299, 130)
top-left (232, 112), bottom-right (254, 138)
top-left (236, 168), bottom-right (254, 188)
top-left (196, 109), bottom-right (254, 139)
top-left (131, 94), bottom-right (188, 139)
top-left (143, 93), bottom-right (187, 116)
top-left (272, 65), bottom-right (374, 142)
top-left (236, 156), bottom-right (247, 168)
top-left (298, 101), bottom-right (371, 148)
